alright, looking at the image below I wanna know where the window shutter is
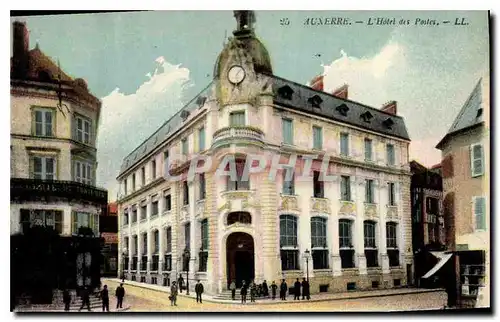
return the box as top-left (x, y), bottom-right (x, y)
top-left (474, 197), bottom-right (486, 230)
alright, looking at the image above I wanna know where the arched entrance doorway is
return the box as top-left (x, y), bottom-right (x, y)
top-left (226, 232), bottom-right (254, 289)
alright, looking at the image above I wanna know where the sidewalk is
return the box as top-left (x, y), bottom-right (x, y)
top-left (103, 278), bottom-right (445, 306)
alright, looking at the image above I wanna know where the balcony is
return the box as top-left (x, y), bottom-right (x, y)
top-left (219, 190), bottom-right (257, 213)
top-left (10, 178), bottom-right (107, 205)
top-left (212, 126), bottom-right (264, 149)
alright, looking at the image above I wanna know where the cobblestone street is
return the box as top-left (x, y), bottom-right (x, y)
top-left (103, 279), bottom-right (447, 312)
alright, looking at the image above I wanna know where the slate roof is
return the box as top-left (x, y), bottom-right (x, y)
top-left (118, 81), bottom-right (213, 177)
top-left (268, 74), bottom-right (411, 140)
top-left (436, 78), bottom-right (484, 149)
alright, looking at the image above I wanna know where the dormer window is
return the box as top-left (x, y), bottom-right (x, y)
top-left (196, 96), bottom-right (207, 108)
top-left (278, 85), bottom-right (294, 100)
top-left (476, 108), bottom-right (483, 118)
top-left (336, 103), bottom-right (349, 116)
top-left (308, 95), bottom-right (323, 108)
top-left (360, 111), bottom-right (374, 123)
top-left (180, 110), bottom-right (190, 121)
top-left (383, 118), bottom-right (395, 129)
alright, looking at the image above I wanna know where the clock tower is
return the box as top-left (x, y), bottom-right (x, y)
top-left (214, 10), bottom-right (273, 106)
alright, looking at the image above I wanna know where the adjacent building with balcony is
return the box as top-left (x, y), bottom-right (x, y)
top-left (435, 76), bottom-right (490, 308)
top-left (116, 11), bottom-right (413, 295)
top-left (10, 21), bottom-right (108, 300)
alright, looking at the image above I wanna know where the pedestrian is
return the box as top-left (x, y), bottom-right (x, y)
top-left (63, 289), bottom-right (71, 311)
top-left (294, 278), bottom-right (301, 300)
top-left (178, 275), bottom-right (184, 293)
top-left (230, 280), bottom-right (237, 300)
top-left (115, 283), bottom-right (125, 309)
top-left (250, 280), bottom-right (256, 302)
top-left (280, 279), bottom-right (288, 300)
top-left (240, 280), bottom-right (247, 303)
top-left (195, 280), bottom-right (204, 303)
top-left (78, 287), bottom-right (91, 311)
top-left (301, 278), bottom-right (310, 300)
top-left (270, 281), bottom-right (277, 300)
top-left (262, 280), bottom-right (269, 298)
top-left (170, 281), bottom-right (178, 306)
top-left (100, 285), bottom-right (110, 312)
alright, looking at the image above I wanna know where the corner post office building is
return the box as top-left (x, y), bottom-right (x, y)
top-left (117, 11), bottom-right (413, 295)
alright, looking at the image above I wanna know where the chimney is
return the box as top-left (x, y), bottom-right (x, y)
top-left (12, 21), bottom-right (30, 79)
top-left (310, 75), bottom-right (324, 91)
top-left (332, 84), bottom-right (348, 99)
top-left (381, 100), bottom-right (397, 115)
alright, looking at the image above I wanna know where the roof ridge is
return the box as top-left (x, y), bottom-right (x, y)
top-left (30, 47), bottom-right (73, 81)
top-left (121, 80), bottom-right (214, 161)
top-left (265, 72), bottom-right (405, 120)
top-left (446, 78), bottom-right (482, 134)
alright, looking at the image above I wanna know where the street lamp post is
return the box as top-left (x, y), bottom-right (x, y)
top-left (303, 249), bottom-right (311, 282)
top-left (183, 248), bottom-right (191, 295)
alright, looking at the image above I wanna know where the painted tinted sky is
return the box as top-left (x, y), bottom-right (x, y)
top-left (11, 11), bottom-right (489, 198)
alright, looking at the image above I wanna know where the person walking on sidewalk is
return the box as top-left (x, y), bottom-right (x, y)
top-left (262, 280), bottom-right (269, 298)
top-left (293, 278), bottom-right (301, 300)
top-left (250, 280), bottom-right (257, 302)
top-left (280, 279), bottom-right (288, 300)
top-left (178, 275), bottom-right (184, 293)
top-left (170, 281), bottom-right (178, 306)
top-left (240, 280), bottom-right (247, 304)
top-left (115, 283), bottom-right (125, 309)
top-left (100, 285), bottom-right (110, 312)
top-left (63, 289), bottom-right (71, 311)
top-left (230, 280), bottom-right (237, 300)
top-left (195, 280), bottom-right (204, 303)
top-left (270, 281), bottom-right (277, 300)
top-left (301, 278), bottom-right (310, 300)
top-left (78, 287), bottom-right (91, 312)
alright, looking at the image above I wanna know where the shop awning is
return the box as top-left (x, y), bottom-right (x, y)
top-left (422, 253), bottom-right (453, 279)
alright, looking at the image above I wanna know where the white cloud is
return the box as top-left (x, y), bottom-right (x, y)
top-left (96, 56), bottom-right (192, 200)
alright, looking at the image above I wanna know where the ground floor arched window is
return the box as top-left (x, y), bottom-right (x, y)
top-left (311, 217), bottom-right (328, 269)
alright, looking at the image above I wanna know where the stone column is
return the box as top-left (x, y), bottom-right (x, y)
top-left (205, 171), bottom-right (219, 294)
top-left (170, 181), bottom-right (179, 286)
top-left (189, 180), bottom-right (196, 292)
top-left (299, 183), bottom-right (313, 279)
top-left (159, 226), bottom-right (164, 275)
top-left (354, 176), bottom-right (366, 273)
top-left (329, 175), bottom-right (341, 276)
top-left (378, 176), bottom-right (389, 274)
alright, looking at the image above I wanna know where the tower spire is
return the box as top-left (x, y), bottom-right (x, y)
top-left (233, 10), bottom-right (255, 37)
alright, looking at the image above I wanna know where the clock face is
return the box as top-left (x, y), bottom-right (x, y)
top-left (228, 65), bottom-right (245, 84)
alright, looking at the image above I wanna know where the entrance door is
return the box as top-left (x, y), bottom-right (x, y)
top-left (226, 232), bottom-right (254, 289)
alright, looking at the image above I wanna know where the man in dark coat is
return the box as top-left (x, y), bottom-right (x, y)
top-left (280, 279), bottom-right (288, 300)
top-left (63, 289), bottom-right (71, 311)
top-left (301, 278), bottom-right (310, 300)
top-left (270, 281), bottom-right (278, 300)
top-left (78, 287), bottom-right (91, 311)
top-left (195, 280), bottom-right (204, 303)
top-left (100, 285), bottom-right (110, 312)
top-left (293, 278), bottom-right (301, 300)
top-left (178, 275), bottom-right (184, 293)
top-left (262, 280), bottom-right (269, 297)
top-left (115, 283), bottom-right (125, 309)
top-left (240, 280), bottom-right (247, 303)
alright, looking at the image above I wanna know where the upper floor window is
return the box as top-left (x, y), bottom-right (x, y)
top-left (388, 182), bottom-right (396, 206)
top-left (31, 156), bottom-right (56, 180)
top-left (227, 212), bottom-right (252, 225)
top-left (426, 197), bottom-right (439, 215)
top-left (313, 171), bottom-right (324, 198)
top-left (282, 118), bottom-right (293, 145)
top-left (123, 210), bottom-right (129, 226)
top-left (151, 160), bottom-right (156, 180)
top-left (75, 115), bottom-right (92, 144)
top-left (184, 222), bottom-right (191, 250)
top-left (141, 167), bottom-right (146, 186)
top-left (340, 176), bottom-right (351, 201)
top-left (473, 196), bottom-right (486, 231)
top-left (364, 138), bottom-right (373, 161)
top-left (33, 108), bottom-right (53, 137)
top-left (20, 209), bottom-right (63, 234)
top-left (386, 144), bottom-right (395, 166)
top-left (386, 222), bottom-right (398, 248)
top-left (151, 199), bottom-right (159, 217)
top-left (74, 160), bottom-right (92, 185)
top-left (166, 227), bottom-right (172, 253)
top-left (230, 111), bottom-right (245, 126)
top-left (364, 221), bottom-right (376, 248)
top-left (164, 193), bottom-right (172, 212)
top-left (198, 127), bottom-right (205, 151)
top-left (183, 181), bottom-right (189, 205)
top-left (340, 133), bottom-right (349, 156)
top-left (313, 126), bottom-right (323, 150)
top-left (470, 144), bottom-right (484, 177)
top-left (124, 179), bottom-right (128, 195)
top-left (153, 230), bottom-right (159, 254)
top-left (282, 168), bottom-right (295, 195)
top-left (72, 212), bottom-right (98, 236)
top-left (365, 179), bottom-right (374, 203)
top-left (132, 174), bottom-right (136, 191)
top-left (199, 174), bottom-right (206, 200)
top-left (227, 159), bottom-right (250, 191)
top-left (182, 138), bottom-right (188, 155)
top-left (142, 233), bottom-right (148, 254)
top-left (199, 219), bottom-right (209, 272)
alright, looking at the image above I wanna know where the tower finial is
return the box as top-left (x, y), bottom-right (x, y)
top-left (233, 10), bottom-right (255, 36)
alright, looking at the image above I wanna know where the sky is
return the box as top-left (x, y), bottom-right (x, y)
top-left (11, 11), bottom-right (489, 200)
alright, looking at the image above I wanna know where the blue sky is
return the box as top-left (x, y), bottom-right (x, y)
top-left (11, 11), bottom-right (489, 198)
